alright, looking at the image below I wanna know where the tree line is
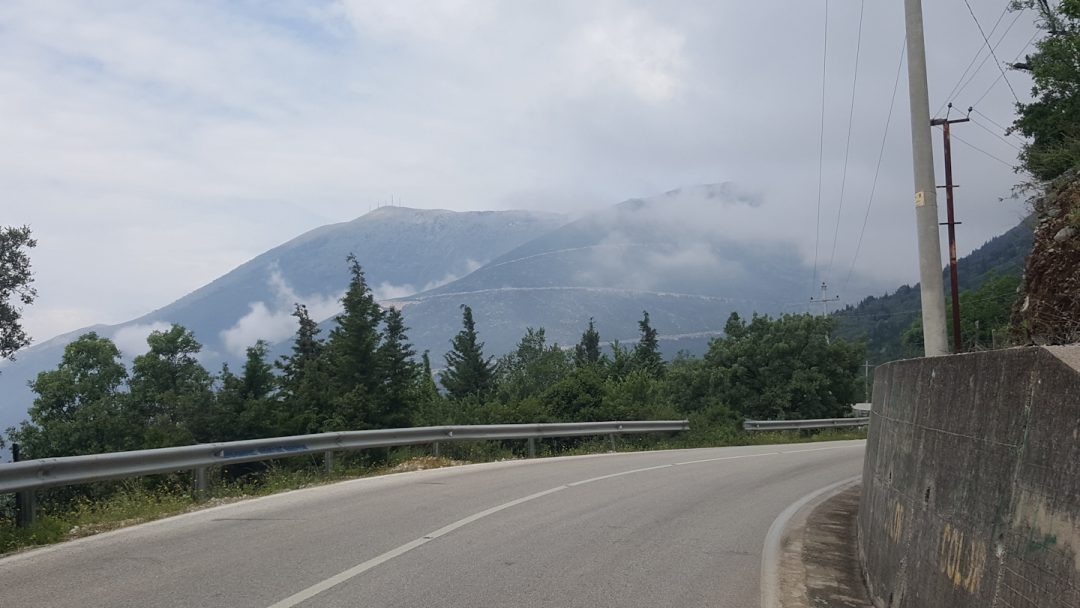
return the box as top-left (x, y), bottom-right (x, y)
top-left (5, 256), bottom-right (865, 459)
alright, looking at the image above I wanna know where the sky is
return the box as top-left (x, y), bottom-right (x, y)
top-left (0, 0), bottom-right (1042, 347)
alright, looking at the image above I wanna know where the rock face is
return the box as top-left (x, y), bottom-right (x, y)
top-left (1011, 172), bottom-right (1080, 345)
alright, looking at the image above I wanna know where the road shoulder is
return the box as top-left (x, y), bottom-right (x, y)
top-left (776, 483), bottom-right (873, 608)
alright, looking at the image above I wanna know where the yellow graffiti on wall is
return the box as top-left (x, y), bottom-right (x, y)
top-left (939, 523), bottom-right (988, 593)
top-left (887, 502), bottom-right (904, 543)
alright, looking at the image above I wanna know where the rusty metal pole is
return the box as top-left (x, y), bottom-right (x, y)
top-left (932, 112), bottom-right (969, 353)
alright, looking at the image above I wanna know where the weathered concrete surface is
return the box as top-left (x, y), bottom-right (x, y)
top-left (779, 484), bottom-right (873, 608)
top-left (858, 346), bottom-right (1080, 608)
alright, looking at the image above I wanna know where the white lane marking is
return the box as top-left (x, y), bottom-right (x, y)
top-left (567, 464), bottom-right (673, 487)
top-left (266, 486), bottom-right (568, 608)
top-left (267, 446), bottom-right (863, 608)
top-left (674, 452), bottom-right (781, 466)
top-left (759, 475), bottom-right (862, 608)
top-left (672, 442), bottom-right (862, 466)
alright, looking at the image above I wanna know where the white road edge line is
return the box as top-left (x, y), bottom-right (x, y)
top-left (759, 475), bottom-right (862, 608)
top-left (267, 446), bottom-right (864, 608)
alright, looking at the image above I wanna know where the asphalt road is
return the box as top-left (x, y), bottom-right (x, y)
top-left (0, 441), bottom-right (864, 608)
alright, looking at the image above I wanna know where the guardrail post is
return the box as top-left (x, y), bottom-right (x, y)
top-left (12, 443), bottom-right (35, 528)
top-left (324, 451), bottom-right (335, 475)
top-left (432, 442), bottom-right (440, 458)
top-left (527, 437), bottom-right (537, 458)
top-left (193, 466), bottom-right (209, 499)
top-left (608, 433), bottom-right (617, 452)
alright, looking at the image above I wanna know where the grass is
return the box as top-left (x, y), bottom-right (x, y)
top-left (0, 428), bottom-right (866, 556)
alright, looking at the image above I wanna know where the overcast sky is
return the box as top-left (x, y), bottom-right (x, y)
top-left (1, 0), bottom-right (1040, 346)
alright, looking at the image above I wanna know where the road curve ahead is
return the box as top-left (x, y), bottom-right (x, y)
top-left (1, 441), bottom-right (864, 608)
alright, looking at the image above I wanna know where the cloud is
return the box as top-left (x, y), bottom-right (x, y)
top-left (569, 10), bottom-right (686, 103)
top-left (2, 0), bottom-right (1038, 344)
top-left (372, 258), bottom-right (485, 301)
top-left (220, 270), bottom-right (343, 357)
top-left (112, 322), bottom-right (173, 357)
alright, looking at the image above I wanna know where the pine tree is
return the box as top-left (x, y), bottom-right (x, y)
top-left (440, 305), bottom-right (496, 400)
top-left (574, 318), bottom-right (602, 367)
top-left (276, 304), bottom-right (329, 434)
top-left (374, 307), bottom-right (417, 428)
top-left (632, 310), bottom-right (664, 376)
top-left (324, 255), bottom-right (384, 428)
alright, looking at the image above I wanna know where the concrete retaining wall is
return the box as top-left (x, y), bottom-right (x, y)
top-left (858, 346), bottom-right (1080, 608)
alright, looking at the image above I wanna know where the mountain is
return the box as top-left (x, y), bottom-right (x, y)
top-left (389, 184), bottom-right (893, 360)
top-left (0, 207), bottom-right (566, 435)
top-left (833, 215), bottom-right (1035, 363)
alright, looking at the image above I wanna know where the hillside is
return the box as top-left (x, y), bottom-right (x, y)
top-left (387, 183), bottom-right (892, 359)
top-left (834, 215), bottom-right (1034, 363)
top-left (0, 207), bottom-right (566, 435)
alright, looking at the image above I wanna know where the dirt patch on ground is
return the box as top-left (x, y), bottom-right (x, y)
top-left (1012, 173), bottom-right (1080, 344)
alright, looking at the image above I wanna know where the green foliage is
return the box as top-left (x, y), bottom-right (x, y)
top-left (0, 225), bottom-right (36, 362)
top-left (496, 327), bottom-right (572, 404)
top-left (9, 333), bottom-right (130, 458)
top-left (324, 256), bottom-right (384, 429)
top-left (834, 219), bottom-right (1032, 363)
top-left (128, 325), bottom-right (214, 447)
top-left (276, 304), bottom-right (331, 434)
top-left (901, 273), bottom-right (1022, 353)
top-left (1011, 0), bottom-right (1080, 181)
top-left (373, 307), bottom-right (419, 429)
top-left (632, 310), bottom-right (664, 377)
top-left (573, 318), bottom-right (603, 367)
top-left (705, 313), bottom-right (863, 420)
top-left (440, 305), bottom-right (496, 400)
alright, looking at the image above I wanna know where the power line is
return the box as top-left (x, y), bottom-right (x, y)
top-left (952, 8), bottom-right (1026, 102)
top-left (812, 0), bottom-right (830, 297)
top-left (942, 127), bottom-right (1018, 168)
top-left (970, 31), bottom-right (1039, 107)
top-left (935, 1), bottom-right (1012, 117)
top-left (969, 115), bottom-right (1023, 150)
top-left (962, 0), bottom-right (1021, 103)
top-left (841, 39), bottom-right (906, 296)
top-left (826, 0), bottom-right (865, 285)
top-left (971, 108), bottom-right (1025, 139)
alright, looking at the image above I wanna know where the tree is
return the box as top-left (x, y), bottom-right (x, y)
top-left (128, 324), bottom-right (214, 447)
top-left (7, 332), bottom-right (130, 457)
top-left (441, 305), bottom-right (496, 400)
top-left (497, 327), bottom-right (572, 403)
top-left (0, 226), bottom-right (37, 362)
top-left (1010, 0), bottom-right (1080, 181)
top-left (277, 304), bottom-right (330, 433)
top-left (632, 310), bottom-right (664, 377)
top-left (374, 307), bottom-right (418, 428)
top-left (574, 318), bottom-right (603, 367)
top-left (705, 312), bottom-right (863, 421)
top-left (324, 255), bottom-right (384, 429)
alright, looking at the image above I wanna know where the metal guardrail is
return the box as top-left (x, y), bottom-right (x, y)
top-left (742, 416), bottom-right (870, 431)
top-left (0, 421), bottom-right (689, 495)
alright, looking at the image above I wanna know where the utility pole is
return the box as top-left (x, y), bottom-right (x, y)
top-left (904, 0), bottom-right (950, 356)
top-left (931, 105), bottom-right (969, 353)
top-left (810, 281), bottom-right (840, 317)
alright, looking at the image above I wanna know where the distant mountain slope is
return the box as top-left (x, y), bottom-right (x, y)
top-left (833, 215), bottom-right (1034, 363)
top-left (389, 183), bottom-right (892, 359)
top-left (0, 207), bottom-right (566, 434)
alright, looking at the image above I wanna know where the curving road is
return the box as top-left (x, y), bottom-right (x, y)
top-left (0, 441), bottom-right (864, 607)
